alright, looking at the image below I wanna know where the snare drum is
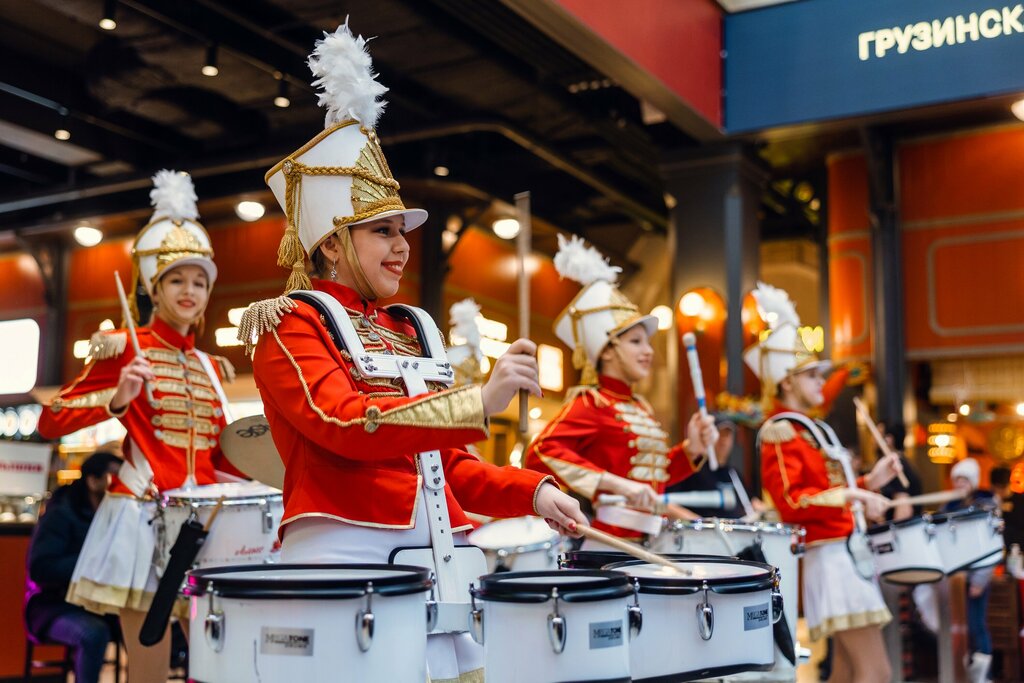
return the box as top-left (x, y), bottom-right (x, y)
top-left (469, 570), bottom-right (636, 683)
top-left (932, 507), bottom-right (1003, 574)
top-left (185, 564), bottom-right (432, 683)
top-left (867, 515), bottom-right (944, 584)
top-left (560, 550), bottom-right (724, 570)
top-left (468, 516), bottom-right (561, 572)
top-left (606, 558), bottom-right (781, 682)
top-left (159, 482), bottom-right (283, 571)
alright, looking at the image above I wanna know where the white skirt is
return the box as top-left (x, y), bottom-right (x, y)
top-left (66, 494), bottom-right (159, 615)
top-left (803, 540), bottom-right (891, 640)
top-left (281, 505), bottom-right (482, 683)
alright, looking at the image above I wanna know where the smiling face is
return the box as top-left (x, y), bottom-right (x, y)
top-left (153, 264), bottom-right (210, 331)
top-left (599, 323), bottom-right (654, 384)
top-left (319, 215), bottom-right (409, 299)
top-left (779, 366), bottom-right (826, 411)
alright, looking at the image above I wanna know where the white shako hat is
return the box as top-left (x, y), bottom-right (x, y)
top-left (265, 21), bottom-right (427, 294)
top-left (552, 234), bottom-right (657, 385)
top-left (129, 170), bottom-right (217, 323)
top-left (447, 298), bottom-right (485, 386)
top-left (743, 281), bottom-right (831, 403)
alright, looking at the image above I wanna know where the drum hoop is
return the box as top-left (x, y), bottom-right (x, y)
top-left (162, 494), bottom-right (282, 508)
top-left (561, 551), bottom-right (731, 571)
top-left (672, 519), bottom-right (797, 536)
top-left (931, 506), bottom-right (994, 523)
top-left (473, 539), bottom-right (554, 554)
top-left (184, 563), bottom-right (432, 599)
top-left (866, 514), bottom-right (933, 535)
top-left (475, 569), bottom-right (632, 603)
top-left (603, 558), bottom-right (776, 594)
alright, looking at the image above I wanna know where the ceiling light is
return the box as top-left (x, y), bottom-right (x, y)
top-left (679, 291), bottom-right (706, 317)
top-left (958, 403), bottom-right (971, 416)
top-left (1016, 402), bottom-right (1024, 417)
top-left (235, 200), bottom-right (265, 222)
top-left (73, 225), bottom-right (103, 247)
top-left (99, 0), bottom-right (117, 30)
top-left (274, 79), bottom-right (290, 108)
top-left (529, 407), bottom-right (542, 419)
top-left (1012, 98), bottom-right (1024, 122)
top-left (202, 44), bottom-right (219, 77)
top-left (491, 218), bottom-right (520, 240)
top-left (433, 165), bottom-right (450, 177)
top-left (54, 128), bottom-right (71, 141)
top-left (651, 305), bottom-right (673, 331)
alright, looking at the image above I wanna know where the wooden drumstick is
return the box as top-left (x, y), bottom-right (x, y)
top-left (853, 396), bottom-right (910, 489)
top-left (515, 191), bottom-right (532, 434)
top-left (883, 489), bottom-right (965, 509)
top-left (203, 496), bottom-right (226, 532)
top-left (114, 271), bottom-right (157, 408)
top-left (576, 525), bottom-right (684, 575)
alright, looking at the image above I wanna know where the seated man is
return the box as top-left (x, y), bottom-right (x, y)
top-left (25, 450), bottom-right (122, 683)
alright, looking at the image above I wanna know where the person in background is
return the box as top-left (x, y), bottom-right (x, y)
top-left (945, 457), bottom-right (995, 683)
top-left (666, 416), bottom-right (764, 519)
top-left (25, 451), bottom-right (123, 683)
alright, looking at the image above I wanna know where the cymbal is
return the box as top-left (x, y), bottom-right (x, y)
top-left (219, 415), bottom-right (284, 490)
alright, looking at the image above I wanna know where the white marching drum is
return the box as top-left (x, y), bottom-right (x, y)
top-left (931, 507), bottom-right (1004, 574)
top-left (469, 570), bottom-right (637, 683)
top-left (469, 516), bottom-right (562, 572)
top-left (158, 482), bottom-right (283, 571)
top-left (867, 515), bottom-right (944, 584)
top-left (185, 564), bottom-right (433, 683)
top-left (606, 558), bottom-right (781, 682)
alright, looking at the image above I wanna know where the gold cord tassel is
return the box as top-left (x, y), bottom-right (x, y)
top-left (580, 362), bottom-right (598, 387)
top-left (279, 160), bottom-right (312, 293)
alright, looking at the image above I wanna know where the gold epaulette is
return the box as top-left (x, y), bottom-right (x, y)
top-left (237, 296), bottom-right (298, 356)
top-left (213, 355), bottom-right (236, 383)
top-left (88, 331), bottom-right (127, 361)
top-left (760, 419), bottom-right (797, 444)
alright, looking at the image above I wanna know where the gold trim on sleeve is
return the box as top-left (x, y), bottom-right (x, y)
top-left (536, 453), bottom-right (603, 499)
top-left (801, 486), bottom-right (848, 508)
top-left (532, 476), bottom-right (556, 515)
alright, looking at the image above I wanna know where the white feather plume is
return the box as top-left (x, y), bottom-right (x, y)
top-left (149, 170), bottom-right (198, 223)
top-left (308, 21), bottom-right (388, 129)
top-left (449, 298), bottom-right (482, 353)
top-left (751, 281), bottom-right (800, 330)
top-left (553, 234), bottom-right (620, 286)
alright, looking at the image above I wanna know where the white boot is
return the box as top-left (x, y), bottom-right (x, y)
top-left (968, 652), bottom-right (992, 683)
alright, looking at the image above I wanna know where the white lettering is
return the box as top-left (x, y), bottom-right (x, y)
top-left (932, 17), bottom-right (957, 47)
top-left (956, 13), bottom-right (980, 42)
top-left (980, 9), bottom-right (1002, 37)
top-left (893, 24), bottom-right (915, 53)
top-left (1004, 4), bottom-right (1024, 33)
top-left (875, 28), bottom-right (896, 57)
top-left (859, 31), bottom-right (874, 61)
top-left (911, 21), bottom-right (932, 50)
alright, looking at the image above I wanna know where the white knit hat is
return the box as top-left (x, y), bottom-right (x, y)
top-left (951, 457), bottom-right (980, 489)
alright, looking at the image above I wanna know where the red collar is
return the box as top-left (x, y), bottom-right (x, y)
top-left (150, 316), bottom-right (195, 350)
top-left (598, 375), bottom-right (633, 398)
top-left (313, 279), bottom-right (384, 316)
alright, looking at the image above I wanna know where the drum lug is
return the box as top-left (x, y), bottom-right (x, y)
top-left (204, 589), bottom-right (225, 653)
top-left (771, 572), bottom-right (784, 625)
top-left (991, 514), bottom-right (1004, 537)
top-left (696, 581), bottom-right (714, 641)
top-left (355, 583), bottom-right (375, 653)
top-left (495, 548), bottom-right (511, 572)
top-left (468, 585), bottom-right (485, 645)
top-left (260, 499), bottom-right (273, 534)
top-left (547, 587), bottom-right (567, 655)
top-left (627, 578), bottom-right (643, 641)
top-left (425, 580), bottom-right (438, 632)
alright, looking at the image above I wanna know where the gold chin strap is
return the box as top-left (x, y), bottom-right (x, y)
top-left (337, 225), bottom-right (380, 301)
top-left (568, 302), bottom-right (639, 386)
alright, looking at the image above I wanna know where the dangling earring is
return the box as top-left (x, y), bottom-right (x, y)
top-left (329, 260), bottom-right (337, 281)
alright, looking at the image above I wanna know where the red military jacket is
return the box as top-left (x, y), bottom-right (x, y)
top-left (759, 404), bottom-right (867, 545)
top-left (248, 279), bottom-right (551, 535)
top-left (525, 375), bottom-right (705, 538)
top-left (38, 317), bottom-right (239, 495)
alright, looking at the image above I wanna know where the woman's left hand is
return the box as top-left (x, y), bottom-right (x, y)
top-left (865, 450), bottom-right (903, 491)
top-left (535, 483), bottom-right (587, 537)
top-left (684, 413), bottom-right (719, 457)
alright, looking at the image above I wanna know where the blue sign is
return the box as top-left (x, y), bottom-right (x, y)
top-left (724, 0), bottom-right (1024, 132)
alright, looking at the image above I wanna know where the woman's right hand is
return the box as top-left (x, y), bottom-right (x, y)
top-left (480, 338), bottom-right (541, 417)
top-left (109, 356), bottom-right (155, 412)
top-left (601, 472), bottom-right (659, 511)
top-left (847, 487), bottom-right (890, 522)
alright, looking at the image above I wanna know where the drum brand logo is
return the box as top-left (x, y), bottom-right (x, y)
top-left (234, 544), bottom-right (266, 557)
top-left (259, 627), bottom-right (314, 656)
top-left (743, 603), bottom-right (771, 631)
top-left (589, 620), bottom-right (624, 649)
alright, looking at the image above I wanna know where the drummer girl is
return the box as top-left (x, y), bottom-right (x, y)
top-left (39, 171), bottom-right (239, 683)
top-left (746, 282), bottom-right (899, 683)
top-left (524, 234), bottom-right (718, 542)
top-left (239, 24), bottom-right (586, 683)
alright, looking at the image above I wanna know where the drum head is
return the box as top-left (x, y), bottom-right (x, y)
top-left (220, 415), bottom-right (285, 489)
top-left (469, 516), bottom-right (558, 551)
top-left (604, 558), bottom-right (775, 594)
top-left (475, 570), bottom-right (632, 603)
top-left (185, 563), bottom-right (431, 599)
top-left (164, 481), bottom-right (281, 501)
top-left (561, 550), bottom-right (729, 570)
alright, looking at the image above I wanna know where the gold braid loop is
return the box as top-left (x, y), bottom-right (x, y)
top-left (237, 296), bottom-right (299, 357)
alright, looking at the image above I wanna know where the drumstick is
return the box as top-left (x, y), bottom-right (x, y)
top-left (515, 191), bottom-right (531, 434)
top-left (883, 489), bottom-right (965, 509)
top-left (203, 496), bottom-right (226, 532)
top-left (114, 271), bottom-right (157, 408)
top-left (852, 396), bottom-right (910, 488)
top-left (681, 333), bottom-right (717, 471)
top-left (576, 525), bottom-right (684, 575)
